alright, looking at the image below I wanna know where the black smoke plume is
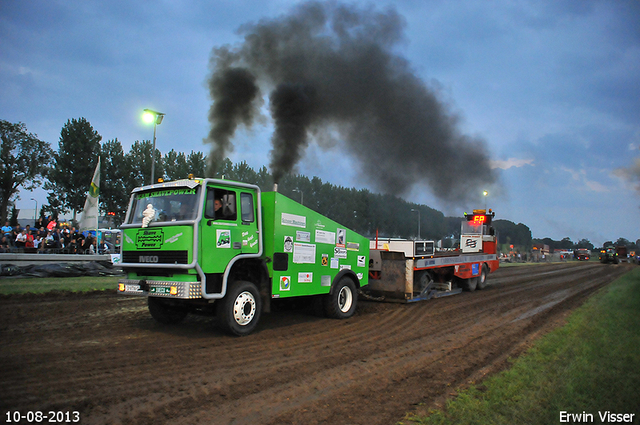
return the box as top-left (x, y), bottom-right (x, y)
top-left (206, 67), bottom-right (259, 171)
top-left (205, 1), bottom-right (498, 204)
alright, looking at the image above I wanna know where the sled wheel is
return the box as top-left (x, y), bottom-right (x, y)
top-left (218, 281), bottom-right (261, 336)
top-left (324, 277), bottom-right (357, 319)
top-left (416, 271), bottom-right (434, 295)
top-left (148, 297), bottom-right (188, 325)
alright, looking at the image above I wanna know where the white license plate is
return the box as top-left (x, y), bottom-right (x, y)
top-left (125, 284), bottom-right (142, 292)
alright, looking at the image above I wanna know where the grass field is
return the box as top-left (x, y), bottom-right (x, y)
top-left (0, 276), bottom-right (118, 295)
top-left (401, 267), bottom-right (640, 424)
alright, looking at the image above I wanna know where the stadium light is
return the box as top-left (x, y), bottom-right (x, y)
top-left (142, 109), bottom-right (165, 184)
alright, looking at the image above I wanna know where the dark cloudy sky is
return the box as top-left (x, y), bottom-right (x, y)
top-left (1, 0), bottom-right (639, 246)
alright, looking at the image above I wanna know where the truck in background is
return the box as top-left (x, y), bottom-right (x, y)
top-left (599, 245), bottom-right (619, 264)
top-left (616, 245), bottom-right (628, 262)
top-left (574, 248), bottom-right (591, 261)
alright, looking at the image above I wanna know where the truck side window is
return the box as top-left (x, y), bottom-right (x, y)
top-left (240, 193), bottom-right (254, 223)
top-left (205, 188), bottom-right (237, 221)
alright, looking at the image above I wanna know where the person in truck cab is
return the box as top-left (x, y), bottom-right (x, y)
top-left (214, 198), bottom-right (224, 219)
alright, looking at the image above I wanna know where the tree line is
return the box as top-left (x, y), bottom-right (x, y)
top-left (1, 117), bottom-right (635, 249)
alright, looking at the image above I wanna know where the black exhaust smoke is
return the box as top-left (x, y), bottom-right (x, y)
top-left (205, 67), bottom-right (260, 172)
top-left (205, 1), bottom-right (498, 203)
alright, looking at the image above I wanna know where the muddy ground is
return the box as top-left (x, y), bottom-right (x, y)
top-left (0, 262), bottom-right (633, 425)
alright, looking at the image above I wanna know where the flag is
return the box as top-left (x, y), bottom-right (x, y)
top-left (79, 158), bottom-right (100, 234)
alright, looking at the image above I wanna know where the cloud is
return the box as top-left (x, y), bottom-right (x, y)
top-left (613, 157), bottom-right (640, 193)
top-left (490, 157), bottom-right (534, 170)
top-left (562, 166), bottom-right (609, 192)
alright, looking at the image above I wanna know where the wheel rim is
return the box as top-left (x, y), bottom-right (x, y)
top-left (233, 291), bottom-right (256, 326)
top-left (337, 286), bottom-right (353, 313)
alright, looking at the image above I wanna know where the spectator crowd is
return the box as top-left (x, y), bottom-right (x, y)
top-left (1, 217), bottom-right (115, 254)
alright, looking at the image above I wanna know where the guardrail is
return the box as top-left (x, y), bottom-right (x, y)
top-left (0, 253), bottom-right (117, 266)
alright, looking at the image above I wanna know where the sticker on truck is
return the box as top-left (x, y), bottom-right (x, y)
top-left (217, 229), bottom-right (231, 248)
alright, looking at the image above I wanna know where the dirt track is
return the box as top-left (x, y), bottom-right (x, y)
top-left (0, 262), bottom-right (633, 425)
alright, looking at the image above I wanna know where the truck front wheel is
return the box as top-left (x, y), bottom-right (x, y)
top-left (148, 297), bottom-right (188, 325)
top-left (324, 277), bottom-right (357, 319)
top-left (218, 281), bottom-right (262, 336)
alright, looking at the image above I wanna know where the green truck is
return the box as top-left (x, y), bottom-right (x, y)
top-left (118, 177), bottom-right (369, 335)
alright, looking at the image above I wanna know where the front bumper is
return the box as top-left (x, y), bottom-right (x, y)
top-left (118, 279), bottom-right (203, 299)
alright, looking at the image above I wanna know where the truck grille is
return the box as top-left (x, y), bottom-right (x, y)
top-left (122, 250), bottom-right (189, 264)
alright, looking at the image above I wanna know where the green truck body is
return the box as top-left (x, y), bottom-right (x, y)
top-left (118, 177), bottom-right (369, 335)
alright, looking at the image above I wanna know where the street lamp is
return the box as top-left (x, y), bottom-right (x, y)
top-left (143, 108), bottom-right (165, 185)
top-left (410, 208), bottom-right (421, 240)
top-left (30, 198), bottom-right (37, 225)
top-left (292, 188), bottom-right (303, 205)
top-left (483, 190), bottom-right (489, 210)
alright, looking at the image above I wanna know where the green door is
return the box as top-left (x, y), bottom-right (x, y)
top-left (199, 185), bottom-right (259, 277)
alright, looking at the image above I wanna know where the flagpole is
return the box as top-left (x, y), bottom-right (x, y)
top-left (79, 158), bottom-right (101, 252)
top-left (95, 158), bottom-right (100, 252)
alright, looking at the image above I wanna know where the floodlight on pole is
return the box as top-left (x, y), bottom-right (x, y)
top-left (292, 188), bottom-right (303, 205)
top-left (142, 108), bottom-right (165, 185)
top-left (410, 208), bottom-right (421, 240)
top-left (483, 190), bottom-right (489, 210)
top-left (30, 198), bottom-right (37, 223)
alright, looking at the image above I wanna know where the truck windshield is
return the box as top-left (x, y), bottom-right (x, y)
top-left (460, 221), bottom-right (484, 235)
top-left (127, 187), bottom-right (200, 225)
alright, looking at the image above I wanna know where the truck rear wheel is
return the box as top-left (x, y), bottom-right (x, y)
top-left (476, 265), bottom-right (488, 290)
top-left (324, 277), bottom-right (357, 319)
top-left (217, 280), bottom-right (262, 336)
top-left (460, 277), bottom-right (478, 292)
top-left (148, 297), bottom-right (188, 325)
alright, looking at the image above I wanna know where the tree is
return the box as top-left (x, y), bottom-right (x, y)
top-left (126, 140), bottom-right (163, 187)
top-left (615, 237), bottom-right (631, 247)
top-left (0, 120), bottom-right (53, 223)
top-left (162, 150), bottom-right (207, 180)
top-left (163, 149), bottom-right (188, 180)
top-left (576, 238), bottom-right (594, 250)
top-left (559, 237), bottom-right (574, 250)
top-left (45, 118), bottom-right (102, 221)
top-left (186, 151), bottom-right (207, 177)
top-left (494, 219), bottom-right (532, 250)
top-left (101, 139), bottom-right (130, 226)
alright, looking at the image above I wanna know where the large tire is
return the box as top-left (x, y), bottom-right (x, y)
top-left (217, 281), bottom-right (262, 336)
top-left (324, 277), bottom-right (357, 319)
top-left (460, 276), bottom-right (478, 292)
top-left (148, 297), bottom-right (188, 325)
top-left (476, 265), bottom-right (488, 290)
